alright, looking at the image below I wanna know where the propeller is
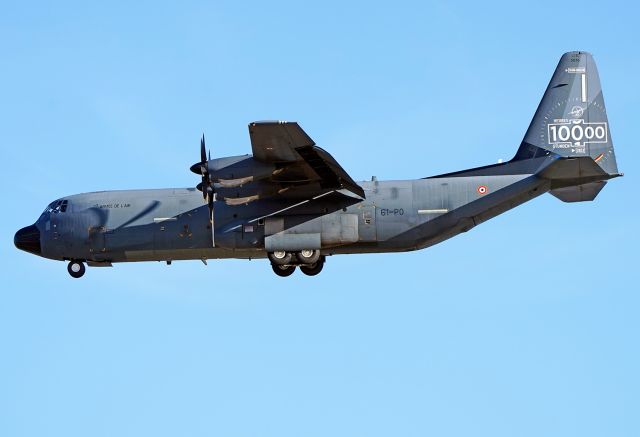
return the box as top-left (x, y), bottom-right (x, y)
top-left (191, 134), bottom-right (217, 248)
top-left (196, 134), bottom-right (215, 223)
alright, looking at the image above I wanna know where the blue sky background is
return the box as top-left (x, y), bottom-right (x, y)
top-left (1, 1), bottom-right (639, 436)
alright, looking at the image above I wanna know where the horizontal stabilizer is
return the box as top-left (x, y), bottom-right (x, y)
top-left (538, 156), bottom-right (608, 182)
top-left (550, 181), bottom-right (606, 202)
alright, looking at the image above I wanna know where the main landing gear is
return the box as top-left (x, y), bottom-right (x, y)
top-left (268, 250), bottom-right (325, 277)
top-left (67, 260), bottom-right (86, 278)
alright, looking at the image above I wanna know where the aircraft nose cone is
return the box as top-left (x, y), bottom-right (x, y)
top-left (14, 224), bottom-right (41, 255)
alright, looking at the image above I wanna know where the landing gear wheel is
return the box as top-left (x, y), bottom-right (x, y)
top-left (268, 250), bottom-right (292, 266)
top-left (67, 260), bottom-right (86, 278)
top-left (296, 249), bottom-right (320, 265)
top-left (300, 257), bottom-right (325, 276)
top-left (271, 264), bottom-right (296, 277)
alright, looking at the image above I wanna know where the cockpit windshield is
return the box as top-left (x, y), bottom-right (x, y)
top-left (44, 199), bottom-right (69, 214)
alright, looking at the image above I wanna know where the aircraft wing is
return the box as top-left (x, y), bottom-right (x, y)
top-left (243, 121), bottom-right (365, 201)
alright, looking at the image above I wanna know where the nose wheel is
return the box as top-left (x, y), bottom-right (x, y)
top-left (67, 260), bottom-right (86, 278)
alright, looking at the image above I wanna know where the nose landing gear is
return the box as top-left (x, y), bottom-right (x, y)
top-left (67, 260), bottom-right (86, 278)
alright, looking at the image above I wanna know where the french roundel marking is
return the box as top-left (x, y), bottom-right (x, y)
top-left (477, 185), bottom-right (488, 195)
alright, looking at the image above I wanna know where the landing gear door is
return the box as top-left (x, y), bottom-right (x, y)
top-left (358, 205), bottom-right (377, 241)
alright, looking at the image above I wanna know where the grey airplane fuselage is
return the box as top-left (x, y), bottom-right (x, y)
top-left (31, 166), bottom-right (545, 265)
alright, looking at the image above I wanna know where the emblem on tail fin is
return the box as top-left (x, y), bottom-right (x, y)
top-left (568, 106), bottom-right (584, 117)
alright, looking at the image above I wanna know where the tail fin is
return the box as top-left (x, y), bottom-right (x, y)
top-left (514, 51), bottom-right (619, 176)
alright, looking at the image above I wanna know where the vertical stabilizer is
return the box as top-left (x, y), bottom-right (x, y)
top-left (514, 51), bottom-right (618, 176)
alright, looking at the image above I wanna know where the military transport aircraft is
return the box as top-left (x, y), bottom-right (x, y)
top-left (15, 52), bottom-right (621, 278)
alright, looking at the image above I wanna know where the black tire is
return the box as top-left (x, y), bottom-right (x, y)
top-left (271, 263), bottom-right (296, 277)
top-left (300, 259), bottom-right (324, 276)
top-left (268, 250), bottom-right (292, 266)
top-left (296, 249), bottom-right (320, 265)
top-left (67, 260), bottom-right (86, 278)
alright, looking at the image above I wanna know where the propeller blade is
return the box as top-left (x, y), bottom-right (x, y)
top-left (199, 134), bottom-right (211, 200)
top-left (200, 134), bottom-right (206, 164)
